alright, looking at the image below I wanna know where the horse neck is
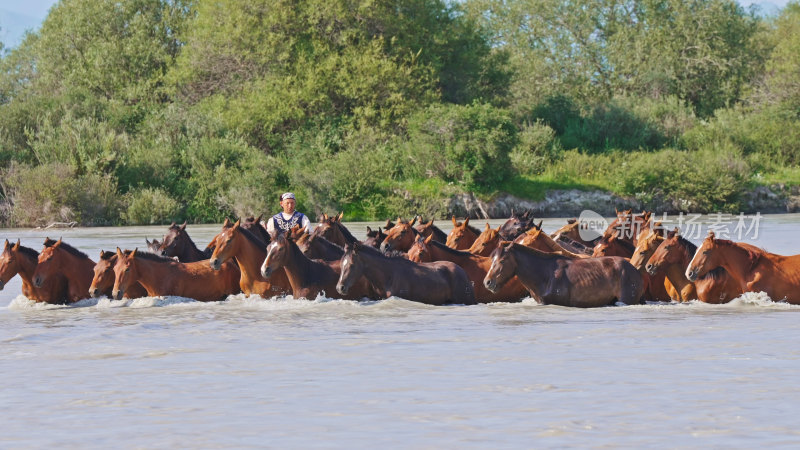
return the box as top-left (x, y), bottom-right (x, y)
top-left (233, 234), bottom-right (267, 277)
top-left (130, 257), bottom-right (173, 293)
top-left (512, 246), bottom-right (559, 292)
top-left (712, 243), bottom-right (761, 288)
top-left (353, 250), bottom-right (392, 290)
top-left (308, 237), bottom-right (343, 259)
top-left (181, 236), bottom-right (206, 260)
top-left (335, 223), bottom-right (358, 245)
top-left (281, 241), bottom-right (316, 288)
top-left (429, 242), bottom-right (474, 265)
top-left (15, 250), bottom-right (40, 282)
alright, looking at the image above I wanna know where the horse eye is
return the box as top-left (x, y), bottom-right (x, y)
top-left (125, 268), bottom-right (130, 272)
top-left (703, 250), bottom-right (710, 255)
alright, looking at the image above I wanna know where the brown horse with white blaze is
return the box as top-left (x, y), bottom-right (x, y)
top-left (89, 251), bottom-right (148, 299)
top-left (113, 248), bottom-right (240, 301)
top-left (337, 242), bottom-right (476, 305)
top-left (686, 231), bottom-right (798, 302)
top-left (484, 243), bottom-right (644, 307)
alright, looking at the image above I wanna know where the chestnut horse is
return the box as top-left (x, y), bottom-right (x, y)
top-left (337, 242), bottom-right (476, 305)
top-left (113, 248), bottom-right (240, 301)
top-left (260, 233), bottom-right (375, 300)
top-left (513, 227), bottom-right (588, 258)
top-left (296, 232), bottom-right (345, 261)
top-left (484, 243), bottom-right (644, 307)
top-left (209, 220), bottom-right (291, 297)
top-left (446, 216), bottom-right (481, 250)
top-left (686, 231), bottom-right (800, 302)
top-left (414, 218), bottom-right (448, 243)
top-left (592, 230), bottom-right (636, 258)
top-left (89, 251), bottom-right (148, 299)
top-left (33, 238), bottom-right (95, 304)
top-left (498, 209), bottom-right (538, 241)
top-left (157, 222), bottom-right (210, 262)
top-left (645, 229), bottom-right (741, 303)
top-left (551, 218), bottom-right (601, 248)
top-left (314, 213), bottom-right (359, 247)
top-left (467, 223), bottom-right (503, 257)
top-left (381, 218), bottom-right (420, 253)
top-left (0, 239), bottom-right (67, 303)
top-left (599, 228), bottom-right (673, 302)
top-left (408, 235), bottom-right (527, 303)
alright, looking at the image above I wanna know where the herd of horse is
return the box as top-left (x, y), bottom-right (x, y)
top-left (2, 209), bottom-right (800, 308)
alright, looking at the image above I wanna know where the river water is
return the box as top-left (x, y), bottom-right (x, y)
top-left (2, 215), bottom-right (800, 447)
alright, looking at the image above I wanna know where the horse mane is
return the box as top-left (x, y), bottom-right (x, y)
top-left (460, 222), bottom-right (482, 236)
top-left (237, 225), bottom-right (267, 249)
top-left (675, 235), bottom-right (697, 258)
top-left (701, 266), bottom-right (728, 281)
top-left (428, 239), bottom-right (475, 258)
top-left (351, 242), bottom-right (409, 262)
top-left (599, 233), bottom-right (636, 253)
top-left (15, 244), bottom-right (39, 260)
top-left (100, 251), bottom-right (116, 261)
top-left (44, 239), bottom-right (89, 259)
top-left (335, 222), bottom-right (359, 243)
top-left (132, 251), bottom-right (178, 263)
top-left (308, 233), bottom-right (344, 252)
top-left (511, 243), bottom-right (568, 260)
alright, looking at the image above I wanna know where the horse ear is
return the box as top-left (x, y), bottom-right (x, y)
top-left (567, 218), bottom-right (577, 224)
top-left (223, 218), bottom-right (232, 227)
top-left (55, 238), bottom-right (63, 248)
top-left (116, 247), bottom-right (123, 258)
top-left (424, 234), bottom-right (433, 244)
top-left (181, 221), bottom-right (187, 230)
top-left (322, 213), bottom-right (329, 221)
top-left (256, 214), bottom-right (263, 223)
top-left (409, 216), bottom-right (417, 227)
top-left (99, 250), bottom-right (106, 259)
top-left (132, 248), bottom-right (138, 257)
top-left (463, 217), bottom-right (470, 227)
top-left (707, 230), bottom-right (716, 240)
top-left (673, 227), bottom-right (681, 237)
top-left (233, 219), bottom-right (241, 228)
top-left (170, 221), bottom-right (176, 227)
top-left (336, 212), bottom-right (344, 221)
top-left (537, 220), bottom-right (543, 230)
top-left (366, 226), bottom-right (373, 233)
top-left (3, 239), bottom-right (8, 251)
top-left (13, 239), bottom-right (21, 251)
top-left (452, 216), bottom-right (458, 226)
top-left (495, 225), bottom-right (502, 232)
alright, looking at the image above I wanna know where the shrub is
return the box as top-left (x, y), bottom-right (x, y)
top-left (122, 187), bottom-right (181, 225)
top-left (509, 121), bottom-right (563, 176)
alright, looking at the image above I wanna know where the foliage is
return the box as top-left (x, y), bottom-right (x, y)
top-left (122, 187), bottom-right (181, 224)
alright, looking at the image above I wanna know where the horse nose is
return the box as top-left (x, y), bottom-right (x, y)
top-left (261, 266), bottom-right (272, 279)
top-left (89, 288), bottom-right (99, 298)
top-left (33, 276), bottom-right (42, 288)
top-left (645, 263), bottom-right (655, 275)
top-left (484, 279), bottom-right (496, 292)
top-left (0, 280), bottom-right (4, 290)
top-left (380, 242), bottom-right (391, 252)
top-left (209, 258), bottom-right (220, 270)
top-left (112, 290), bottom-right (123, 300)
top-left (336, 283), bottom-right (347, 295)
top-left (685, 268), bottom-right (697, 282)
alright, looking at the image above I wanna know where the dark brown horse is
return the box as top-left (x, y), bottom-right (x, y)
top-left (363, 226), bottom-right (387, 248)
top-left (314, 212), bottom-right (359, 247)
top-left (408, 235), bottom-right (526, 303)
top-left (380, 218), bottom-right (420, 253)
top-left (89, 251), bottom-right (148, 299)
top-left (484, 243), bottom-right (644, 307)
top-left (241, 214), bottom-right (271, 246)
top-left (446, 216), bottom-right (481, 250)
top-left (33, 238), bottom-right (95, 304)
top-left (337, 242), bottom-right (476, 305)
top-left (260, 233), bottom-right (375, 300)
top-left (208, 220), bottom-right (291, 296)
top-left (645, 229), bottom-right (741, 303)
top-left (1, 239), bottom-right (68, 303)
top-left (157, 222), bottom-right (210, 262)
top-left (113, 248), bottom-right (240, 301)
top-left (414, 217), bottom-right (448, 243)
top-left (498, 209), bottom-right (538, 241)
top-left (145, 238), bottom-right (162, 253)
top-left (296, 232), bottom-right (345, 261)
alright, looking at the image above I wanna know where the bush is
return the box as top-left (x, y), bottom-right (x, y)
top-left (122, 187), bottom-right (181, 225)
top-left (509, 120), bottom-right (563, 176)
top-left (402, 102), bottom-right (517, 189)
top-left (1, 162), bottom-right (122, 226)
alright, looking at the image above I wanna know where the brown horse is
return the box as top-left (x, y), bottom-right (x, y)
top-left (604, 209), bottom-right (652, 247)
top-left (446, 216), bottom-right (481, 250)
top-left (551, 218), bottom-right (602, 248)
top-left (408, 235), bottom-right (527, 303)
top-left (468, 223), bottom-right (504, 257)
top-left (484, 243), bottom-right (644, 307)
top-left (260, 233), bottom-right (375, 300)
top-left (89, 251), bottom-right (148, 299)
top-left (686, 231), bottom-right (800, 303)
top-left (33, 238), bottom-right (95, 304)
top-left (414, 218), bottom-right (448, 243)
top-left (314, 212), bottom-right (359, 247)
top-left (145, 238), bottom-right (162, 253)
top-left (513, 227), bottom-right (588, 258)
top-left (381, 217), bottom-right (419, 253)
top-left (1, 239), bottom-right (68, 303)
top-left (208, 220), bottom-right (291, 297)
top-left (592, 230), bottom-right (636, 258)
top-left (157, 222), bottom-right (210, 262)
top-left (242, 214), bottom-right (271, 246)
top-left (645, 229), bottom-right (740, 303)
top-left (113, 248), bottom-right (240, 301)
top-left (498, 209), bottom-right (538, 241)
top-left (363, 226), bottom-right (387, 248)
top-left (296, 232), bottom-right (345, 261)
top-left (337, 242), bottom-right (477, 305)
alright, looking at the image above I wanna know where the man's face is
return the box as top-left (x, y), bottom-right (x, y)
top-left (281, 198), bottom-right (296, 214)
